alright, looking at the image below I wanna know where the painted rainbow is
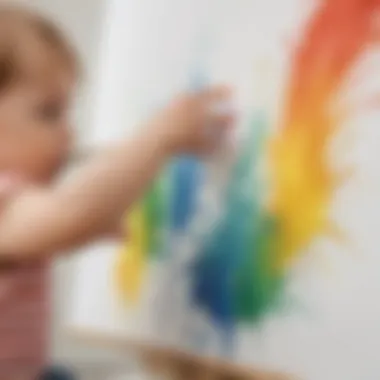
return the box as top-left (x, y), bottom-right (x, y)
top-left (115, 0), bottom-right (373, 348)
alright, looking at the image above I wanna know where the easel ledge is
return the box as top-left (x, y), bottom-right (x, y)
top-left (67, 327), bottom-right (294, 380)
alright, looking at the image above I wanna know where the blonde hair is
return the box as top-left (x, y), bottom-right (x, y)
top-left (0, 6), bottom-right (79, 91)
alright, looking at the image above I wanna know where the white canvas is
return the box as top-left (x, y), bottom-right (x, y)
top-left (68, 1), bottom-right (380, 379)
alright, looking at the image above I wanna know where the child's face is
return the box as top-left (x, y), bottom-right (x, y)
top-left (0, 71), bottom-right (75, 183)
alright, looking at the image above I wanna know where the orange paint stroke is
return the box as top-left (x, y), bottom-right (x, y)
top-left (269, 0), bottom-right (380, 268)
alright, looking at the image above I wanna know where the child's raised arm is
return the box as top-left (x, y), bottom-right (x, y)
top-left (0, 87), bottom-right (232, 262)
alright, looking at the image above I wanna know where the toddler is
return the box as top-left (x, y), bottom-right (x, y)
top-left (0, 6), bottom-right (232, 380)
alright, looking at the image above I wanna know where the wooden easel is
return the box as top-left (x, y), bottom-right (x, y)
top-left (141, 345), bottom-right (292, 380)
top-left (68, 328), bottom-right (293, 380)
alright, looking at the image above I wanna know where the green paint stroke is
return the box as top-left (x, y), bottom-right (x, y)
top-left (233, 113), bottom-right (287, 325)
top-left (143, 174), bottom-right (168, 258)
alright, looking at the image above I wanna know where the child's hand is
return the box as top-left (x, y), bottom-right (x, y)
top-left (155, 86), bottom-right (234, 155)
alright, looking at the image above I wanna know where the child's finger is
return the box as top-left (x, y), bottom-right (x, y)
top-left (200, 85), bottom-right (232, 103)
top-left (209, 113), bottom-right (234, 129)
top-left (202, 113), bottom-right (233, 152)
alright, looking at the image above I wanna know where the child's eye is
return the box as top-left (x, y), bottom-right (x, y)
top-left (36, 102), bottom-right (64, 122)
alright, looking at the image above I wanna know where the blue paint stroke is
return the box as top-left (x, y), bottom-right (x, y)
top-left (169, 53), bottom-right (210, 232)
top-left (170, 157), bottom-right (203, 231)
top-left (189, 112), bottom-right (268, 357)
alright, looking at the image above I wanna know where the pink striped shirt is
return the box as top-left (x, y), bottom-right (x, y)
top-left (0, 175), bottom-right (49, 380)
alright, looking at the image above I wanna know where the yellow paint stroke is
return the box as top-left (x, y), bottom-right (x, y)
top-left (269, 0), bottom-right (376, 269)
top-left (115, 204), bottom-right (147, 304)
